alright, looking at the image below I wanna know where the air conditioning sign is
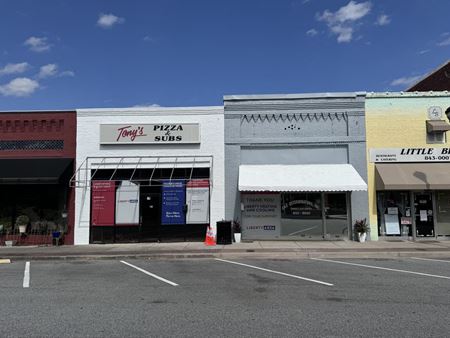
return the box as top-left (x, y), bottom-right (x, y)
top-left (100, 124), bottom-right (200, 144)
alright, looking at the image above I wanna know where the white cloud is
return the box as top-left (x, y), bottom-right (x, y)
top-left (437, 36), bottom-right (450, 46)
top-left (143, 35), bottom-right (155, 42)
top-left (133, 103), bottom-right (161, 108)
top-left (318, 1), bottom-right (372, 24)
top-left (317, 1), bottom-right (372, 43)
top-left (0, 62), bottom-right (30, 76)
top-left (38, 64), bottom-right (58, 78)
top-left (306, 29), bottom-right (318, 37)
top-left (0, 77), bottom-right (39, 97)
top-left (375, 14), bottom-right (390, 26)
top-left (97, 13), bottom-right (125, 29)
top-left (38, 64), bottom-right (75, 79)
top-left (418, 49), bottom-right (430, 55)
top-left (390, 75), bottom-right (423, 87)
top-left (59, 70), bottom-right (75, 77)
top-left (24, 36), bottom-right (51, 52)
top-left (330, 25), bottom-right (353, 43)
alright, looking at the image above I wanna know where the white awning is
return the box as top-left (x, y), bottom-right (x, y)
top-left (238, 164), bottom-right (367, 192)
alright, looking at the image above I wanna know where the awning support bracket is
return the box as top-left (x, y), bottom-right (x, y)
top-left (70, 155), bottom-right (213, 188)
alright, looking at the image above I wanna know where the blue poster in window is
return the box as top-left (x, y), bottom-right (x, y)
top-left (161, 180), bottom-right (186, 224)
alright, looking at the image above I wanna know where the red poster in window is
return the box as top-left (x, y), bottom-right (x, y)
top-left (91, 181), bottom-right (116, 226)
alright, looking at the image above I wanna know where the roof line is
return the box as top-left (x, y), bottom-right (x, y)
top-left (0, 109), bottom-right (75, 114)
top-left (406, 59), bottom-right (450, 91)
top-left (77, 105), bottom-right (223, 113)
top-left (223, 92), bottom-right (366, 101)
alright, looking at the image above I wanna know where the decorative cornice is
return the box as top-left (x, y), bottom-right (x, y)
top-left (240, 112), bottom-right (348, 123)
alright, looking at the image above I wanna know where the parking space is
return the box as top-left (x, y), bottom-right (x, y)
top-left (0, 260), bottom-right (27, 289)
top-left (1, 256), bottom-right (450, 337)
top-left (312, 257), bottom-right (450, 281)
top-left (29, 259), bottom-right (176, 291)
top-left (2, 256), bottom-right (450, 294)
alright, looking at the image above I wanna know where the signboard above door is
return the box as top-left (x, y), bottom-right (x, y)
top-left (369, 148), bottom-right (450, 163)
top-left (100, 124), bottom-right (200, 144)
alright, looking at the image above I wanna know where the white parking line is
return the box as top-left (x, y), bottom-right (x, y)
top-left (312, 258), bottom-right (450, 280)
top-left (23, 261), bottom-right (30, 288)
top-left (215, 258), bottom-right (334, 286)
top-left (410, 257), bottom-right (450, 264)
top-left (120, 260), bottom-right (178, 286)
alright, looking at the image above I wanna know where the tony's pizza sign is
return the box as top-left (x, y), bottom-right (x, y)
top-left (100, 124), bottom-right (200, 144)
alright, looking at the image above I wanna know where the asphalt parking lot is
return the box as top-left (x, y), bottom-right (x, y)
top-left (1, 257), bottom-right (450, 338)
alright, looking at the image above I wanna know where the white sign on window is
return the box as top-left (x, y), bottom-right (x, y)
top-left (420, 210), bottom-right (428, 221)
top-left (241, 193), bottom-right (281, 239)
top-left (387, 207), bottom-right (398, 215)
top-left (384, 214), bottom-right (400, 235)
top-left (115, 181), bottom-right (140, 225)
top-left (186, 179), bottom-right (210, 224)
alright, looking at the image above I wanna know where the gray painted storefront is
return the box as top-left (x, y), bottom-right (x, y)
top-left (224, 92), bottom-right (368, 240)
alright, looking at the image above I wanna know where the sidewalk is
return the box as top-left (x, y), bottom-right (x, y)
top-left (2, 240), bottom-right (450, 261)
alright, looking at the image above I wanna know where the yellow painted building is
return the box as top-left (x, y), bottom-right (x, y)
top-left (366, 92), bottom-right (450, 240)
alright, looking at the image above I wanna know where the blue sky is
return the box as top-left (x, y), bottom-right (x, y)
top-left (0, 0), bottom-right (449, 110)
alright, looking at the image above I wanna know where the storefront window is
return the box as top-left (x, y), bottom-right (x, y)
top-left (90, 168), bottom-right (211, 243)
top-left (0, 185), bottom-right (64, 235)
top-left (281, 193), bottom-right (323, 237)
top-left (0, 204), bottom-right (13, 234)
top-left (377, 191), bottom-right (411, 236)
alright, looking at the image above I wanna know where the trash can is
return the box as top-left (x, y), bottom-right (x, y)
top-left (216, 221), bottom-right (232, 245)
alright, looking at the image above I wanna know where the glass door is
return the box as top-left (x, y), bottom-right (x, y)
top-left (324, 193), bottom-right (349, 239)
top-left (140, 192), bottom-right (160, 241)
top-left (413, 192), bottom-right (435, 237)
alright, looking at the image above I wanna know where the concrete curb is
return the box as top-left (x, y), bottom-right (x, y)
top-left (2, 246), bottom-right (449, 255)
top-left (3, 249), bottom-right (450, 261)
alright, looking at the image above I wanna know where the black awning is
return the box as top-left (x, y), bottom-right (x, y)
top-left (0, 158), bottom-right (73, 184)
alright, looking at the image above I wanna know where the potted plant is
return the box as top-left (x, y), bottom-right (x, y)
top-left (233, 219), bottom-right (241, 243)
top-left (354, 218), bottom-right (369, 243)
top-left (15, 215), bottom-right (29, 234)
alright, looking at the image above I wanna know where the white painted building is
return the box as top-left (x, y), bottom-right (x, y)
top-left (72, 106), bottom-right (224, 245)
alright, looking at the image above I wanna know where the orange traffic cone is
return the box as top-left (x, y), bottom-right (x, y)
top-left (204, 226), bottom-right (216, 246)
